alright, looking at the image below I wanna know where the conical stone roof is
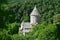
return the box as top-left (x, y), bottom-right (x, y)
top-left (30, 6), bottom-right (40, 16)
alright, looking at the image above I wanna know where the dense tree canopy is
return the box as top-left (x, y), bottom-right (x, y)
top-left (0, 0), bottom-right (60, 40)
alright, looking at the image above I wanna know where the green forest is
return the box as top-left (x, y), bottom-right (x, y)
top-left (0, 0), bottom-right (60, 40)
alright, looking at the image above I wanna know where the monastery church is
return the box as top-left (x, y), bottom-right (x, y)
top-left (19, 6), bottom-right (40, 35)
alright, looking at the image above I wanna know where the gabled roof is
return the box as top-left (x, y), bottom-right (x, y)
top-left (30, 6), bottom-right (40, 16)
top-left (22, 22), bottom-right (32, 28)
top-left (20, 22), bottom-right (32, 30)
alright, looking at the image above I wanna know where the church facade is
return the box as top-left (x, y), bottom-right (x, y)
top-left (19, 6), bottom-right (40, 35)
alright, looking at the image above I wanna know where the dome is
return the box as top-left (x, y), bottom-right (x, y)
top-left (30, 6), bottom-right (40, 16)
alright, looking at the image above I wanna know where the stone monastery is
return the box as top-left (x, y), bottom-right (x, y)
top-left (19, 6), bottom-right (40, 35)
